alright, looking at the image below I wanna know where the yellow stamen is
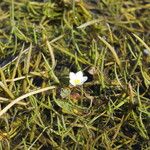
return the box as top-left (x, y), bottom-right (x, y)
top-left (74, 79), bottom-right (81, 84)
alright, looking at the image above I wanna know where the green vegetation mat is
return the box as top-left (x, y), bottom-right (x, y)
top-left (0, 0), bottom-right (150, 149)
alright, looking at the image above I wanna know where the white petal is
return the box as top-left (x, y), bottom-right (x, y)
top-left (69, 72), bottom-right (76, 80)
top-left (69, 79), bottom-right (76, 86)
top-left (77, 81), bottom-right (83, 86)
top-left (82, 76), bottom-right (88, 83)
top-left (76, 71), bottom-right (83, 78)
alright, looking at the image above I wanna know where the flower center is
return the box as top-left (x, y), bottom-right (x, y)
top-left (74, 79), bottom-right (81, 85)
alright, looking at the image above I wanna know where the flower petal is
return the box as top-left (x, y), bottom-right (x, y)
top-left (82, 76), bottom-right (88, 83)
top-left (69, 79), bottom-right (76, 86)
top-left (69, 72), bottom-right (76, 80)
top-left (77, 81), bottom-right (83, 86)
top-left (76, 71), bottom-right (83, 78)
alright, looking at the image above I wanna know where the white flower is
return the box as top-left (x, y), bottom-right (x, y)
top-left (69, 71), bottom-right (88, 86)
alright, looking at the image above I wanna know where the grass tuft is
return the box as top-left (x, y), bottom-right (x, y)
top-left (0, 0), bottom-right (150, 149)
